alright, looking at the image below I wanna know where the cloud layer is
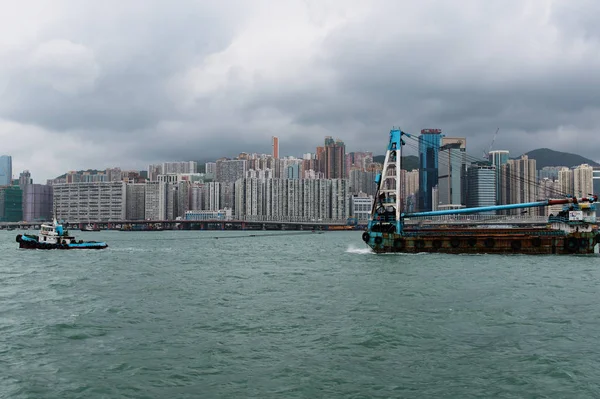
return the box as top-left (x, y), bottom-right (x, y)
top-left (1, 0), bottom-right (600, 181)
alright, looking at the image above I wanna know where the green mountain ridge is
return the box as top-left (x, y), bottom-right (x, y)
top-left (373, 149), bottom-right (598, 171)
top-left (518, 148), bottom-right (600, 169)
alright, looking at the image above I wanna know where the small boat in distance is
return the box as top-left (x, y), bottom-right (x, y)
top-left (82, 223), bottom-right (101, 232)
top-left (16, 218), bottom-right (108, 250)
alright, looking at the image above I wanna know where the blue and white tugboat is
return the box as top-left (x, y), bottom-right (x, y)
top-left (16, 218), bottom-right (108, 250)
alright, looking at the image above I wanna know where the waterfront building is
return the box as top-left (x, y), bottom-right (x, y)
top-left (0, 186), bottom-right (23, 222)
top-left (234, 178), bottom-right (349, 221)
top-left (418, 129), bottom-right (442, 212)
top-left (22, 184), bottom-right (53, 222)
top-left (0, 155), bottom-right (12, 186)
top-left (53, 182), bottom-right (126, 222)
top-left (126, 183), bottom-right (146, 220)
top-left (220, 182), bottom-right (235, 210)
top-left (184, 209), bottom-right (232, 221)
top-left (466, 164), bottom-right (496, 213)
top-left (203, 182), bottom-right (221, 211)
top-left (573, 164), bottom-right (594, 198)
top-left (189, 185), bottom-right (203, 211)
top-left (350, 194), bottom-right (374, 223)
top-left (144, 181), bottom-right (165, 220)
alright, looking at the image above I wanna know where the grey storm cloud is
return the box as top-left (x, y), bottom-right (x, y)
top-left (1, 0), bottom-right (600, 182)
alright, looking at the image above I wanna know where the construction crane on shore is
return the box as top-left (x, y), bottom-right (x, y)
top-left (483, 127), bottom-right (500, 159)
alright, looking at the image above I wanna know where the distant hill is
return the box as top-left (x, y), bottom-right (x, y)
top-left (519, 148), bottom-right (600, 169)
top-left (373, 155), bottom-right (419, 171)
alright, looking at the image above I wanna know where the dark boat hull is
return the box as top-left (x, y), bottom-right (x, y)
top-left (362, 228), bottom-right (600, 255)
top-left (16, 234), bottom-right (108, 250)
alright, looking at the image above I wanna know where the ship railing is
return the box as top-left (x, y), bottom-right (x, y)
top-left (404, 215), bottom-right (550, 225)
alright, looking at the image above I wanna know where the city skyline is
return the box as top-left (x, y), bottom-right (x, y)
top-left (2, 1), bottom-right (600, 182)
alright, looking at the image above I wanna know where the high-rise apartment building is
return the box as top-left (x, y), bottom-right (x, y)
top-left (205, 162), bottom-right (216, 177)
top-left (500, 155), bottom-right (538, 215)
top-left (418, 129), bottom-right (442, 211)
top-left (573, 164), bottom-right (594, 198)
top-left (0, 155), bottom-right (12, 186)
top-left (558, 167), bottom-right (573, 196)
top-left (126, 183), bottom-right (146, 220)
top-left (144, 181), bottom-right (165, 220)
top-left (272, 136), bottom-right (279, 159)
top-left (234, 178), bottom-right (349, 221)
top-left (323, 137), bottom-right (346, 179)
top-left (216, 159), bottom-right (247, 183)
top-left (349, 170), bottom-right (377, 197)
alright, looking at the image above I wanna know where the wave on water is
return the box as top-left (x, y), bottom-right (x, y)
top-left (346, 245), bottom-right (373, 254)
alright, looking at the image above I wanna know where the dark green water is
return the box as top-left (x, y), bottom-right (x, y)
top-left (1, 230), bottom-right (600, 398)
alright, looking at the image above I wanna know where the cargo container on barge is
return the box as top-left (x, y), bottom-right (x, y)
top-left (362, 128), bottom-right (600, 254)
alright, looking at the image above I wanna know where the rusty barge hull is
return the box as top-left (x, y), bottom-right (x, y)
top-left (363, 228), bottom-right (600, 255)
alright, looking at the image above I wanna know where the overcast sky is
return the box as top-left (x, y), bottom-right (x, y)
top-left (1, 0), bottom-right (599, 182)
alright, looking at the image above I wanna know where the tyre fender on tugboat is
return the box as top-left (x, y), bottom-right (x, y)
top-left (16, 234), bottom-right (22, 243)
top-left (566, 237), bottom-right (579, 252)
top-left (362, 232), bottom-right (370, 242)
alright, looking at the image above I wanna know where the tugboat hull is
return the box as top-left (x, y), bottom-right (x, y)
top-left (16, 234), bottom-right (108, 250)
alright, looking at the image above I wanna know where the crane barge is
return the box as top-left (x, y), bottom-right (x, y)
top-left (362, 128), bottom-right (600, 254)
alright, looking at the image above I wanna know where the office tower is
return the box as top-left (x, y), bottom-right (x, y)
top-left (0, 155), bottom-right (12, 186)
top-left (438, 142), bottom-right (467, 207)
top-left (418, 129), bottom-right (442, 211)
top-left (272, 136), bottom-right (279, 159)
top-left (488, 150), bottom-right (509, 205)
top-left (22, 184), bottom-right (53, 222)
top-left (466, 164), bottom-right (496, 213)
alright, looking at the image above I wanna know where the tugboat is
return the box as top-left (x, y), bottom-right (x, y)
top-left (362, 128), bottom-right (600, 254)
top-left (16, 218), bottom-right (108, 250)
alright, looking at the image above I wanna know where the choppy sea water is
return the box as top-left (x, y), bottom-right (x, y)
top-left (1, 229), bottom-right (600, 398)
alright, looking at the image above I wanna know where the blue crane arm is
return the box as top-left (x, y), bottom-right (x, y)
top-left (402, 200), bottom-right (550, 218)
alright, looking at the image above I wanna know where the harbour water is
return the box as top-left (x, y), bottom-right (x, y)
top-left (1, 230), bottom-right (600, 398)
